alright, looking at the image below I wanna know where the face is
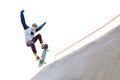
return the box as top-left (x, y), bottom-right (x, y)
top-left (31, 26), bottom-right (37, 31)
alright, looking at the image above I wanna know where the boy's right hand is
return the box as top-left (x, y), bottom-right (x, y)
top-left (21, 10), bottom-right (24, 13)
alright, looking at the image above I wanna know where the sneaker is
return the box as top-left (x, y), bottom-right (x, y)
top-left (36, 56), bottom-right (43, 61)
top-left (41, 44), bottom-right (47, 49)
top-left (36, 56), bottom-right (40, 61)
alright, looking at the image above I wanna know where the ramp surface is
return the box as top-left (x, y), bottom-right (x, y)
top-left (32, 25), bottom-right (120, 80)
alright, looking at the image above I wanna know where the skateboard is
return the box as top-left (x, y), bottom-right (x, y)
top-left (38, 44), bottom-right (48, 67)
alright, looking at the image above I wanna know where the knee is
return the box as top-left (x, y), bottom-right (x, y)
top-left (37, 34), bottom-right (42, 37)
top-left (27, 41), bottom-right (34, 46)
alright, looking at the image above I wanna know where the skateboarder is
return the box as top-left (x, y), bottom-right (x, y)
top-left (20, 10), bottom-right (47, 61)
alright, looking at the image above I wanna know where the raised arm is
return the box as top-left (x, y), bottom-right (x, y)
top-left (20, 10), bottom-right (29, 30)
top-left (36, 22), bottom-right (46, 32)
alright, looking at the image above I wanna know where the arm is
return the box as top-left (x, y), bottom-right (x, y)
top-left (36, 22), bottom-right (46, 32)
top-left (20, 10), bottom-right (29, 30)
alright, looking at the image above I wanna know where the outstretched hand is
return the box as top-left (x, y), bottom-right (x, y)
top-left (21, 10), bottom-right (24, 13)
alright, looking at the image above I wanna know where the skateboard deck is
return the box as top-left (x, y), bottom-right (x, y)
top-left (38, 44), bottom-right (48, 67)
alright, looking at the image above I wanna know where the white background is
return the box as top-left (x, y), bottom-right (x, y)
top-left (0, 0), bottom-right (120, 80)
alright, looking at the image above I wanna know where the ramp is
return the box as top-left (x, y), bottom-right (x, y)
top-left (32, 25), bottom-right (120, 80)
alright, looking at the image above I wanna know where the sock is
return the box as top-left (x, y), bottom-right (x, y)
top-left (40, 43), bottom-right (44, 46)
top-left (34, 53), bottom-right (38, 58)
